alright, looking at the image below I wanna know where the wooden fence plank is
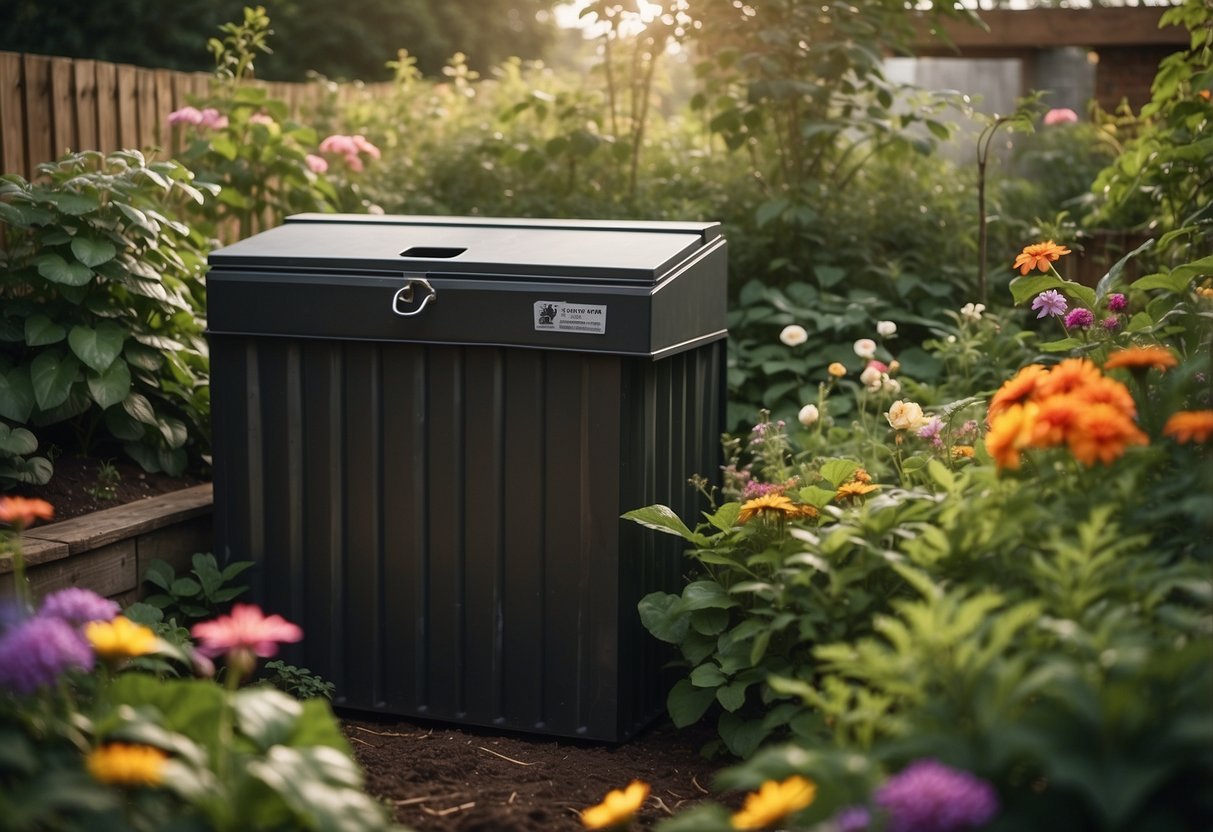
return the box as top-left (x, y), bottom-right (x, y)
top-left (115, 63), bottom-right (138, 150)
top-left (0, 52), bottom-right (27, 175)
top-left (95, 60), bottom-right (118, 153)
top-left (22, 54), bottom-right (54, 171)
top-left (136, 67), bottom-right (158, 154)
top-left (72, 58), bottom-right (99, 155)
top-left (154, 68), bottom-right (174, 153)
top-left (50, 56), bottom-right (76, 157)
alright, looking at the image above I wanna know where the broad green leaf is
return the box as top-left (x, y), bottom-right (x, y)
top-left (926, 458), bottom-right (955, 491)
top-left (690, 663), bottom-right (728, 688)
top-left (142, 560), bottom-right (177, 591)
top-left (717, 680), bottom-right (749, 713)
top-left (797, 485), bottom-right (839, 508)
top-left (682, 580), bottom-right (739, 611)
top-left (667, 678), bottom-right (717, 727)
top-left (69, 321), bottom-right (125, 371)
top-left (718, 712), bottom-right (768, 758)
top-left (0, 424), bottom-right (38, 455)
top-left (1094, 238), bottom-right (1154, 303)
top-left (30, 351), bottom-right (80, 410)
top-left (157, 416), bottom-right (188, 448)
top-left (122, 391), bottom-right (158, 425)
top-left (1132, 255), bottom-right (1213, 294)
top-left (0, 368), bottom-right (35, 422)
top-left (158, 446), bottom-right (187, 476)
top-left (0, 455), bottom-right (53, 485)
top-left (87, 358), bottom-right (131, 409)
top-left (24, 314), bottom-right (66, 346)
top-left (1039, 337), bottom-right (1084, 352)
top-left (104, 405), bottom-right (145, 440)
top-left (170, 576), bottom-right (202, 597)
top-left (691, 607), bottom-right (731, 636)
top-left (35, 253), bottom-right (93, 286)
top-left (704, 502), bottom-right (740, 532)
top-left (1008, 273), bottom-right (1096, 309)
top-left (235, 688), bottom-right (304, 751)
top-left (818, 458), bottom-right (860, 488)
top-left (622, 504), bottom-right (706, 544)
top-left (38, 190), bottom-right (100, 215)
top-left (70, 235), bottom-right (118, 267)
top-left (637, 592), bottom-right (688, 644)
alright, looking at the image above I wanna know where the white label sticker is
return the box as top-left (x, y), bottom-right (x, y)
top-left (533, 301), bottom-right (607, 335)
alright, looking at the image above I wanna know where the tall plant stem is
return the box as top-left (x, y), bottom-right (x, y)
top-left (976, 116), bottom-right (1011, 305)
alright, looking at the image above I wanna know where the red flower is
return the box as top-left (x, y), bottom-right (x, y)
top-left (0, 496), bottom-right (54, 528)
top-left (191, 603), bottom-right (302, 659)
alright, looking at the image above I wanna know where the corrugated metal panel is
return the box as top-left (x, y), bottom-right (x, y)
top-left (212, 338), bottom-right (722, 740)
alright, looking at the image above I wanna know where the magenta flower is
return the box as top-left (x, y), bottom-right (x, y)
top-left (1030, 290), bottom-right (1068, 319)
top-left (875, 760), bottom-right (999, 832)
top-left (39, 588), bottom-right (119, 626)
top-left (1043, 108), bottom-right (1079, 126)
top-left (1107, 293), bottom-right (1127, 312)
top-left (1064, 308), bottom-right (1095, 329)
top-left (1103, 316), bottom-right (1121, 331)
top-left (0, 616), bottom-right (94, 694)
top-left (191, 603), bottom-right (302, 659)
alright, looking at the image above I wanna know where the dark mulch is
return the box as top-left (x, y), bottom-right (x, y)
top-left (10, 454), bottom-right (206, 522)
top-left (342, 714), bottom-right (732, 832)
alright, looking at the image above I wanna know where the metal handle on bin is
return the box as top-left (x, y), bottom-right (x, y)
top-left (392, 277), bottom-right (436, 317)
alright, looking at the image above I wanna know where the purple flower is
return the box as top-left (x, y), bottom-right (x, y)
top-left (1107, 293), bottom-right (1127, 312)
top-left (834, 806), bottom-right (872, 831)
top-left (1031, 290), bottom-right (1068, 319)
top-left (743, 481), bottom-right (782, 499)
top-left (38, 588), bottom-right (119, 627)
top-left (1064, 308), bottom-right (1095, 329)
top-left (0, 616), bottom-right (94, 695)
top-left (1103, 316), bottom-right (1121, 331)
top-left (917, 416), bottom-right (945, 445)
top-left (874, 759), bottom-right (999, 832)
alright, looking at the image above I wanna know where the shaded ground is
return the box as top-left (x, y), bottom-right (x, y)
top-left (12, 454), bottom-right (205, 521)
top-left (342, 714), bottom-right (733, 831)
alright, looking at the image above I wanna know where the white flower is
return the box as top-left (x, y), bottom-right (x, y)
top-left (780, 325), bottom-right (808, 347)
top-left (883, 377), bottom-right (901, 395)
top-left (960, 302), bottom-right (986, 322)
top-left (860, 365), bottom-right (883, 390)
top-left (876, 320), bottom-right (897, 337)
top-left (797, 404), bottom-right (820, 426)
top-left (853, 338), bottom-right (877, 359)
top-left (886, 400), bottom-right (928, 431)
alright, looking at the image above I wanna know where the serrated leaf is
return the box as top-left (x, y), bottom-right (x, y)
top-left (35, 253), bottom-right (93, 286)
top-left (24, 314), bottom-right (66, 346)
top-left (87, 358), bottom-right (131, 409)
top-left (69, 321), bottom-right (125, 371)
top-left (30, 351), bottom-right (80, 410)
top-left (70, 236), bottom-right (117, 267)
top-left (797, 485), bottom-right (838, 508)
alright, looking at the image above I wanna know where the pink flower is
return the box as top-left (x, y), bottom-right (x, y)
top-left (866, 359), bottom-right (889, 374)
top-left (190, 603), bottom-right (302, 659)
top-left (198, 108), bottom-right (229, 130)
top-left (1043, 108), bottom-right (1079, 126)
top-left (167, 106), bottom-right (203, 126)
top-left (320, 134), bottom-right (358, 155)
top-left (352, 134), bottom-right (381, 160)
top-left (305, 154), bottom-right (329, 174)
top-left (344, 153), bottom-right (364, 173)
top-left (248, 112), bottom-right (275, 126)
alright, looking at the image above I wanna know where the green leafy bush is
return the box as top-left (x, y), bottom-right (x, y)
top-left (142, 552), bottom-right (254, 625)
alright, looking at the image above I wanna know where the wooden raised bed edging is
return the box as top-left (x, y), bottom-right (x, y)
top-left (0, 483), bottom-right (213, 607)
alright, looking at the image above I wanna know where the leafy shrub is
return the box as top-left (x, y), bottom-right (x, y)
top-left (0, 150), bottom-right (213, 483)
top-left (142, 552), bottom-right (254, 625)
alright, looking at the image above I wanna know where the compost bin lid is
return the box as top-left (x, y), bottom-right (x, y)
top-left (208, 214), bottom-right (722, 285)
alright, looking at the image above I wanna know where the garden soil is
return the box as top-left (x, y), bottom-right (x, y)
top-left (342, 714), bottom-right (735, 831)
top-left (12, 455), bottom-right (206, 521)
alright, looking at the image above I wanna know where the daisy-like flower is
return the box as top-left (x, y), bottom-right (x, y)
top-left (731, 775), bottom-right (817, 830)
top-left (1014, 241), bottom-right (1072, 275)
top-left (987, 364), bottom-right (1047, 423)
top-left (86, 743), bottom-right (168, 788)
top-left (580, 781), bottom-right (650, 829)
top-left (86, 616), bottom-right (158, 661)
top-left (1104, 346), bottom-right (1179, 372)
top-left (853, 339), bottom-right (877, 360)
top-left (836, 480), bottom-right (880, 501)
top-left (737, 494), bottom-right (798, 524)
top-left (828, 362), bottom-right (847, 378)
top-left (959, 302), bottom-right (985, 322)
top-left (1035, 358), bottom-right (1102, 400)
top-left (1030, 290), bottom-right (1068, 319)
top-left (985, 402), bottom-right (1039, 470)
top-left (1063, 308), bottom-right (1095, 329)
top-left (780, 325), bottom-right (809, 347)
top-left (39, 588), bottom-right (119, 627)
top-left (0, 496), bottom-right (54, 528)
top-left (875, 759), bottom-right (998, 832)
top-left (1163, 410), bottom-right (1213, 444)
top-left (1067, 403), bottom-right (1149, 466)
top-left (191, 604), bottom-right (303, 660)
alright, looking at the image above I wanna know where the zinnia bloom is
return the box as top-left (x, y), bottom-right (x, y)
top-left (86, 616), bottom-right (158, 660)
top-left (1103, 346), bottom-right (1179, 372)
top-left (1067, 404), bottom-right (1149, 466)
top-left (0, 496), bottom-right (54, 528)
top-left (1075, 375), bottom-right (1137, 418)
top-left (987, 364), bottom-right (1047, 423)
top-left (190, 603), bottom-right (303, 659)
top-left (828, 362), bottom-right (847, 378)
top-left (1163, 410), bottom-right (1213, 444)
top-left (737, 494), bottom-right (798, 524)
top-left (86, 743), bottom-right (168, 788)
top-left (1030, 290), bottom-right (1068, 318)
top-left (731, 775), bottom-right (817, 830)
top-left (1031, 394), bottom-right (1085, 447)
top-left (1064, 308), bottom-right (1094, 329)
top-left (780, 325), bottom-right (809, 347)
top-left (580, 781), bottom-right (649, 829)
top-left (1014, 241), bottom-right (1072, 275)
top-left (985, 402), bottom-right (1038, 470)
top-left (39, 588), bottom-right (119, 626)
top-left (0, 616), bottom-right (93, 694)
top-left (874, 760), bottom-right (998, 832)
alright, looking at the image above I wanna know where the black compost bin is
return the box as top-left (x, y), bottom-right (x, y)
top-left (206, 214), bottom-right (726, 741)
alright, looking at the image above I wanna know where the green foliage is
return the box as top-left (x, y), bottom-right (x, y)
top-left (142, 553), bottom-right (254, 625)
top-left (0, 150), bottom-right (213, 483)
top-left (259, 660), bottom-right (336, 702)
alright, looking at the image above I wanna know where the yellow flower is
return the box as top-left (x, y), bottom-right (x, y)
top-left (737, 494), bottom-right (798, 524)
top-left (86, 616), bottom-right (157, 660)
top-left (580, 781), bottom-right (649, 829)
top-left (985, 402), bottom-right (1039, 470)
top-left (1103, 346), bottom-right (1178, 373)
top-left (86, 743), bottom-right (168, 787)
top-left (1163, 410), bottom-right (1213, 444)
top-left (731, 775), bottom-right (817, 830)
top-left (952, 445), bottom-right (975, 458)
top-left (835, 481), bottom-right (879, 501)
top-left (828, 362), bottom-right (847, 378)
top-left (1013, 240), bottom-right (1071, 275)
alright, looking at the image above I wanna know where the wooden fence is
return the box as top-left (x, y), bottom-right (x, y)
top-left (0, 50), bottom-right (363, 181)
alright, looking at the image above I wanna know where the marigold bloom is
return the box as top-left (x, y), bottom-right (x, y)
top-left (1074, 375), bottom-right (1136, 418)
top-left (828, 362), bottom-right (847, 378)
top-left (875, 759), bottom-right (998, 832)
top-left (1035, 358), bottom-right (1102, 400)
top-left (0, 496), bottom-right (54, 528)
top-left (1014, 241), bottom-right (1072, 275)
top-left (191, 603), bottom-right (303, 659)
top-left (1103, 346), bottom-right (1178, 372)
top-left (731, 775), bottom-right (817, 830)
top-left (1163, 410), bottom-right (1213, 444)
top-left (985, 402), bottom-right (1038, 470)
top-left (795, 503), bottom-right (820, 520)
top-left (1067, 404), bottom-right (1149, 466)
top-left (580, 781), bottom-right (649, 829)
top-left (987, 364), bottom-right (1047, 423)
top-left (86, 616), bottom-right (158, 660)
top-left (836, 481), bottom-right (880, 500)
top-left (1031, 394), bottom-right (1085, 447)
top-left (86, 743), bottom-right (168, 788)
top-left (737, 494), bottom-right (798, 524)
top-left (853, 469), bottom-right (872, 483)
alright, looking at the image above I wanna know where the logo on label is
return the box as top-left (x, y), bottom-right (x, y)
top-left (533, 301), bottom-right (607, 335)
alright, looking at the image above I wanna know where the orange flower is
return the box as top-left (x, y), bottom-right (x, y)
top-left (853, 468), bottom-right (872, 483)
top-left (1067, 404), bottom-right (1149, 466)
top-left (794, 503), bottom-right (820, 520)
top-left (1035, 358), bottom-right (1102, 400)
top-left (1163, 410), bottom-right (1213, 444)
top-left (985, 402), bottom-right (1039, 470)
top-left (1103, 346), bottom-right (1178, 372)
top-left (1013, 241), bottom-right (1072, 275)
top-left (581, 781), bottom-right (650, 829)
top-left (1074, 375), bottom-right (1137, 418)
top-left (951, 445), bottom-right (975, 458)
top-left (835, 481), bottom-right (879, 501)
top-left (988, 364), bottom-right (1048, 423)
top-left (0, 497), bottom-right (54, 528)
top-left (737, 493), bottom-right (798, 524)
top-left (1032, 394), bottom-right (1085, 447)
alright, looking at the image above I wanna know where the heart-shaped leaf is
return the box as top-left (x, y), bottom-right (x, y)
top-left (71, 235), bottom-right (118, 268)
top-left (69, 322), bottom-right (125, 372)
top-left (0, 366), bottom-right (36, 422)
top-left (0, 424), bottom-right (38, 455)
top-left (35, 253), bottom-right (93, 286)
top-left (24, 314), bottom-right (66, 346)
top-left (30, 351), bottom-right (81, 411)
top-left (87, 358), bottom-right (131, 409)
